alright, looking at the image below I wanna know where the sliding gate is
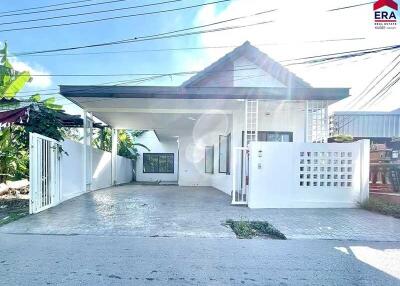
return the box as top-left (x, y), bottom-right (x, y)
top-left (29, 133), bottom-right (61, 214)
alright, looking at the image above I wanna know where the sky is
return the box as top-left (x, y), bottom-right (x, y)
top-left (1, 0), bottom-right (399, 115)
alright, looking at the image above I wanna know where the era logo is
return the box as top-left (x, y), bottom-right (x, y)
top-left (373, 0), bottom-right (398, 29)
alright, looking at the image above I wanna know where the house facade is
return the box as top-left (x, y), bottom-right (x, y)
top-left (60, 41), bottom-right (369, 208)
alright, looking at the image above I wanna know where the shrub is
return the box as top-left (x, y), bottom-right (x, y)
top-left (360, 197), bottom-right (400, 219)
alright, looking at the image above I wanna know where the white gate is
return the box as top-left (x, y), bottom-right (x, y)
top-left (232, 147), bottom-right (249, 205)
top-left (29, 133), bottom-right (61, 214)
top-left (232, 100), bottom-right (259, 205)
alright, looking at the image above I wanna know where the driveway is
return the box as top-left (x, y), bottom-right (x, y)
top-left (1, 185), bottom-right (400, 241)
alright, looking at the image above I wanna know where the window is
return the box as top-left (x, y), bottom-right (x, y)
top-left (258, 131), bottom-right (293, 142)
top-left (242, 131), bottom-right (293, 146)
top-left (219, 134), bottom-right (231, 174)
top-left (205, 146), bottom-right (214, 174)
top-left (143, 153), bottom-right (174, 173)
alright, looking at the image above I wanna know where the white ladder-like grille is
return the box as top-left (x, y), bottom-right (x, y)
top-left (232, 100), bottom-right (259, 205)
top-left (245, 100), bottom-right (259, 146)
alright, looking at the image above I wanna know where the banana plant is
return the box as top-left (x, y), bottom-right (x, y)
top-left (92, 128), bottom-right (149, 160)
top-left (0, 43), bottom-right (32, 100)
top-left (29, 94), bottom-right (63, 110)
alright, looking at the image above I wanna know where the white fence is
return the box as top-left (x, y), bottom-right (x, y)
top-left (247, 140), bottom-right (370, 208)
top-left (62, 139), bottom-right (134, 201)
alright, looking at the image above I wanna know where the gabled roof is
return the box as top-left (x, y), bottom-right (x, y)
top-left (181, 41), bottom-right (311, 88)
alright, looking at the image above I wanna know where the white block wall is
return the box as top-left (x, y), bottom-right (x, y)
top-left (61, 140), bottom-right (134, 201)
top-left (247, 140), bottom-right (370, 208)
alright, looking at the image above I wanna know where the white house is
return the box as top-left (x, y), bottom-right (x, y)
top-left (59, 41), bottom-right (370, 208)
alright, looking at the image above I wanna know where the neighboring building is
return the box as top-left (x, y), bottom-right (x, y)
top-left (60, 41), bottom-right (370, 208)
top-left (331, 110), bottom-right (400, 145)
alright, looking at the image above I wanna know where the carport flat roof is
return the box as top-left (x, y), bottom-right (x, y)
top-left (60, 85), bottom-right (349, 102)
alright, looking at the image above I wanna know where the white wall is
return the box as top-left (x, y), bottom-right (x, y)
top-left (91, 147), bottom-right (112, 190)
top-left (233, 57), bottom-right (286, 88)
top-left (135, 131), bottom-right (178, 182)
top-left (247, 140), bottom-right (370, 208)
top-left (178, 114), bottom-right (233, 194)
top-left (61, 139), bottom-right (134, 201)
top-left (174, 101), bottom-right (307, 195)
top-left (61, 140), bottom-right (85, 201)
top-left (233, 101), bottom-right (307, 144)
top-left (117, 156), bottom-right (134, 184)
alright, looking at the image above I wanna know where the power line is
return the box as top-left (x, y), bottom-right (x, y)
top-left (349, 52), bottom-right (400, 109)
top-left (12, 66), bottom-right (259, 99)
top-left (0, 0), bottom-right (188, 26)
top-left (363, 70), bottom-right (400, 108)
top-left (0, 0), bottom-right (97, 15)
top-left (285, 44), bottom-right (400, 66)
top-left (0, 0), bottom-right (135, 18)
top-left (13, 14), bottom-right (276, 56)
top-left (327, 1), bottom-right (374, 12)
top-left (0, 0), bottom-right (231, 33)
top-left (10, 37), bottom-right (365, 58)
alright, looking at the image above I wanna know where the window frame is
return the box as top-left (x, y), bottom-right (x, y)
top-left (219, 133), bottom-right (231, 174)
top-left (143, 153), bottom-right (174, 174)
top-left (204, 146), bottom-right (214, 174)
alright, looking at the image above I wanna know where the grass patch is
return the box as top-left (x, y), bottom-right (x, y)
top-left (0, 210), bottom-right (28, 226)
top-left (226, 219), bottom-right (286, 240)
top-left (360, 197), bottom-right (400, 219)
top-left (0, 199), bottom-right (29, 227)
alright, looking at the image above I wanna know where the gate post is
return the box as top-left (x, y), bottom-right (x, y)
top-left (360, 139), bottom-right (370, 203)
top-left (29, 133), bottom-right (36, 214)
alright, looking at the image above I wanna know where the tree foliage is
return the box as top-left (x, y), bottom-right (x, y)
top-left (93, 128), bottom-right (149, 160)
top-left (0, 43), bottom-right (32, 100)
top-left (0, 127), bottom-right (28, 183)
top-left (0, 43), bottom-right (65, 183)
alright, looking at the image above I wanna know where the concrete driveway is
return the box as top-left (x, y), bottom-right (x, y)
top-left (1, 184), bottom-right (400, 241)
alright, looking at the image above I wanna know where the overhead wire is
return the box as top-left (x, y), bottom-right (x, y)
top-left (0, 0), bottom-right (189, 26)
top-left (0, 0), bottom-right (232, 33)
top-left (13, 9), bottom-right (276, 56)
top-left (0, 0), bottom-right (137, 18)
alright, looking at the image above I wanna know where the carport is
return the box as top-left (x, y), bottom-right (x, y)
top-left (60, 86), bottom-right (247, 196)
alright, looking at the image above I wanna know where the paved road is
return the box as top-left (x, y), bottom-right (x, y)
top-left (1, 234), bottom-right (399, 286)
top-left (2, 185), bottom-right (400, 241)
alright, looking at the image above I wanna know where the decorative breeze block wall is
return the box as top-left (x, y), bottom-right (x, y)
top-left (299, 151), bottom-right (353, 188)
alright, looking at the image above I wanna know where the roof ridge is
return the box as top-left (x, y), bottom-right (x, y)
top-left (181, 41), bottom-right (311, 88)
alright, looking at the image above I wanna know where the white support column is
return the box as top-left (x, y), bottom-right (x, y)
top-left (359, 139), bottom-right (370, 203)
top-left (82, 111), bottom-right (88, 192)
top-left (111, 128), bottom-right (118, 186)
top-left (304, 101), bottom-right (308, 142)
top-left (83, 111), bottom-right (93, 192)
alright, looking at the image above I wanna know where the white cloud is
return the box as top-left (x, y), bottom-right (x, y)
top-left (9, 57), bottom-right (52, 89)
top-left (183, 0), bottom-right (400, 111)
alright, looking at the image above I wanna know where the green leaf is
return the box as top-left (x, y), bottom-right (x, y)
top-left (30, 93), bottom-right (41, 102)
top-left (45, 103), bottom-right (63, 110)
top-left (43, 97), bottom-right (56, 105)
top-left (133, 143), bottom-right (150, 151)
top-left (0, 42), bottom-right (8, 63)
top-left (1, 71), bottom-right (31, 99)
